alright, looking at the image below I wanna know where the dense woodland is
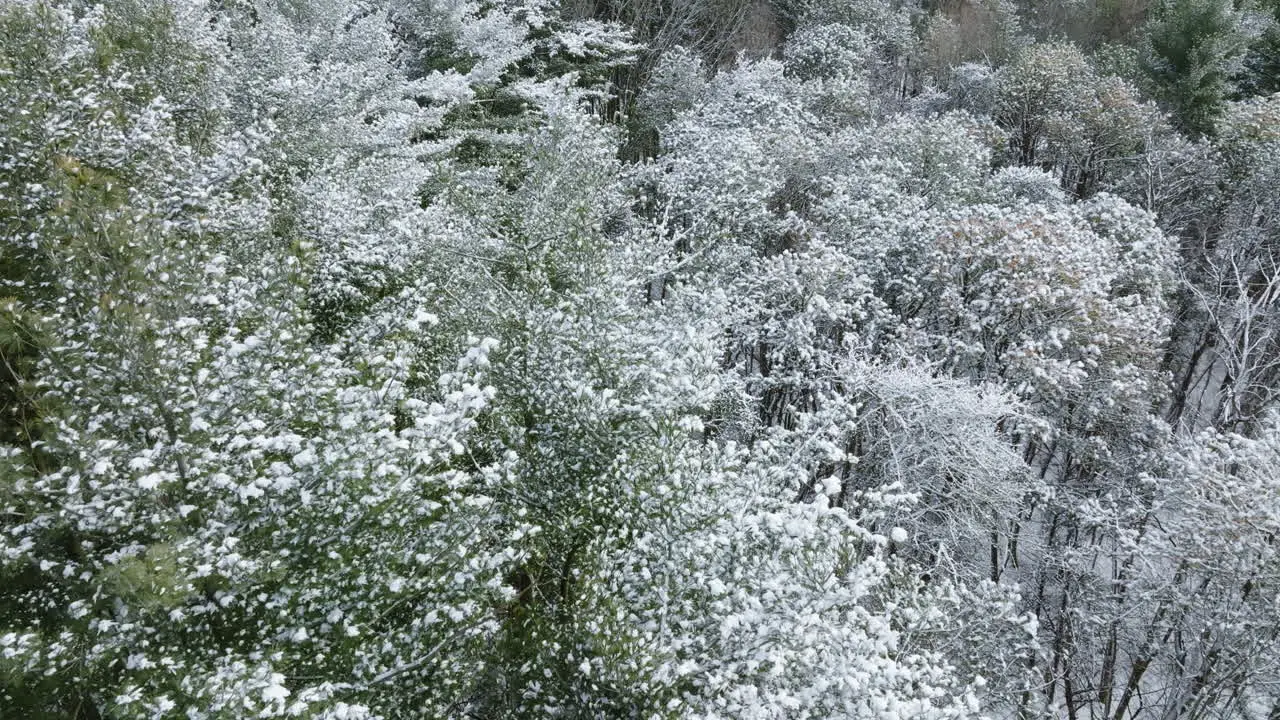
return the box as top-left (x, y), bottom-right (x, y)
top-left (1, 0), bottom-right (1279, 717)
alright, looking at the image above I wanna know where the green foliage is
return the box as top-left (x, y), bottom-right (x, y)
top-left (1142, 0), bottom-right (1250, 134)
top-left (1236, 0), bottom-right (1280, 96)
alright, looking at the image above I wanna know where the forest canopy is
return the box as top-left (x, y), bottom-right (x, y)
top-left (1, 0), bottom-right (1279, 718)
